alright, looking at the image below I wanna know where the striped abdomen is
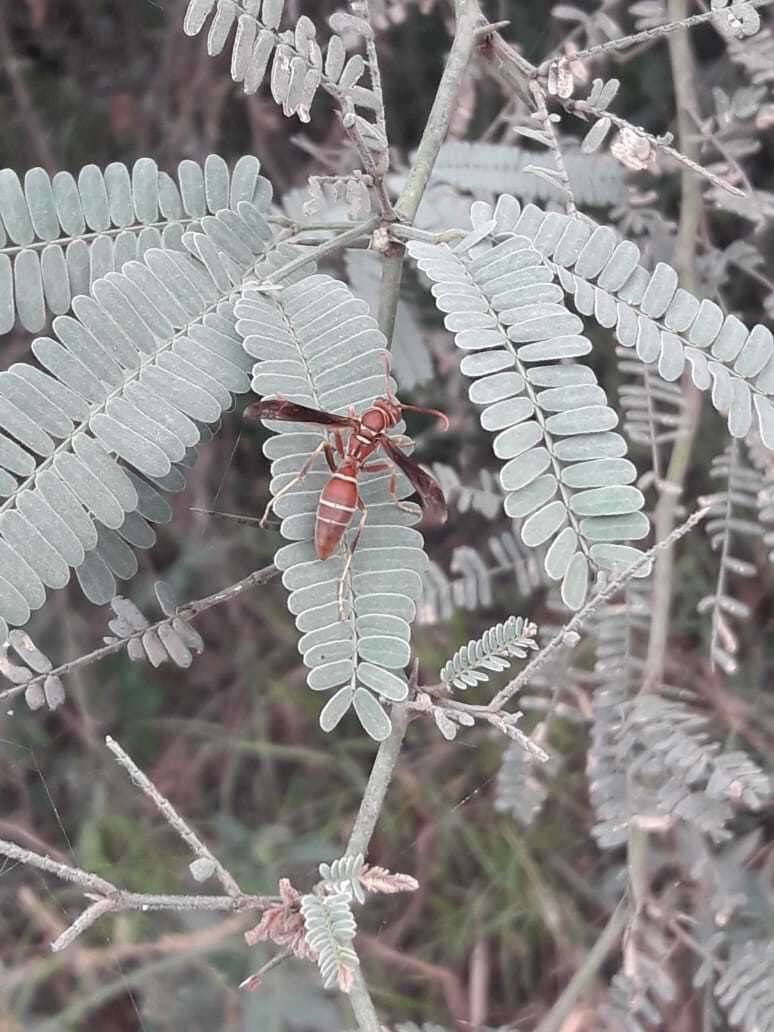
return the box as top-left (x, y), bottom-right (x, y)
top-left (315, 463), bottom-right (359, 560)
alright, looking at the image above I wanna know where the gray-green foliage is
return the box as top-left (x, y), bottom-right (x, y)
top-left (511, 202), bottom-right (774, 448)
top-left (300, 890), bottom-right (359, 991)
top-left (429, 462), bottom-right (502, 519)
top-left (421, 546), bottom-right (493, 623)
top-left (0, 155), bottom-right (270, 332)
top-left (318, 853), bottom-right (366, 904)
top-left (588, 589), bottom-right (770, 848)
top-left (0, 191), bottom-right (268, 642)
top-left (617, 345), bottom-right (688, 463)
top-left (235, 275), bottom-right (427, 741)
top-left (716, 940), bottom-right (774, 1031)
top-left (698, 441), bottom-right (762, 673)
top-left (439, 615), bottom-right (536, 690)
top-left (427, 140), bottom-right (627, 208)
top-left (408, 200), bottom-right (650, 610)
top-left (3, 0), bottom-right (774, 1024)
top-left (0, 628), bottom-right (63, 711)
top-left (183, 0), bottom-right (380, 132)
top-left (495, 738), bottom-right (548, 826)
top-left (105, 585), bottom-right (205, 669)
top-left (602, 920), bottom-right (678, 1032)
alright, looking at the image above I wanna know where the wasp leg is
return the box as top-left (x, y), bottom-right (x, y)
top-left (361, 459), bottom-right (417, 513)
top-left (380, 460), bottom-right (420, 514)
top-left (360, 459), bottom-right (418, 513)
top-left (338, 497), bottom-right (368, 620)
top-left (331, 430), bottom-right (346, 463)
top-left (259, 440), bottom-right (335, 528)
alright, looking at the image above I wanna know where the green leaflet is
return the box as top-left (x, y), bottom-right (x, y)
top-left (0, 156), bottom-right (271, 334)
top-left (236, 274), bottom-right (428, 741)
top-left (0, 200), bottom-right (270, 640)
top-left (483, 194), bottom-right (774, 450)
top-left (183, 0), bottom-right (374, 126)
top-left (408, 214), bottom-right (649, 610)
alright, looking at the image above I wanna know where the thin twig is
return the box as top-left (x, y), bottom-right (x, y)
top-left (349, 968), bottom-right (382, 1032)
top-left (389, 223), bottom-right (465, 243)
top-left (627, 0), bottom-right (709, 926)
top-left (105, 735), bottom-right (242, 898)
top-left (239, 947), bottom-right (294, 990)
top-left (376, 0), bottom-right (485, 345)
top-left (534, 897), bottom-right (630, 1032)
top-left (563, 98), bottom-right (746, 199)
top-left (50, 892), bottom-right (274, 952)
top-left (346, 702), bottom-right (411, 858)
top-left (353, 0), bottom-right (388, 144)
top-left (487, 506), bottom-right (710, 713)
top-left (0, 837), bottom-right (117, 897)
top-left (529, 80), bottom-right (577, 215)
top-left (344, 700), bottom-right (411, 1032)
top-left (0, 832), bottom-right (276, 954)
top-left (0, 563), bottom-right (279, 707)
top-left (408, 693), bottom-right (549, 760)
top-left (343, 122), bottom-right (394, 219)
top-left (481, 29), bottom-right (537, 109)
top-left (557, 0), bottom-right (774, 66)
top-left (644, 0), bottom-right (706, 694)
top-left (264, 218), bottom-right (380, 284)
top-left (51, 899), bottom-right (124, 953)
top-left (394, 0), bottom-right (485, 224)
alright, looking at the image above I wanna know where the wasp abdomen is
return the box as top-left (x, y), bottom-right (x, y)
top-left (315, 465), bottom-right (358, 560)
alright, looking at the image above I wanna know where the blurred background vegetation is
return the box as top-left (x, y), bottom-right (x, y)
top-left (1, 1), bottom-right (774, 1029)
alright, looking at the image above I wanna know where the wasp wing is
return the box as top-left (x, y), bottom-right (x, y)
top-left (380, 436), bottom-right (447, 525)
top-left (245, 400), bottom-right (357, 428)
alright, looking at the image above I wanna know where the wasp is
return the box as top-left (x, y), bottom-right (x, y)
top-left (245, 390), bottom-right (448, 562)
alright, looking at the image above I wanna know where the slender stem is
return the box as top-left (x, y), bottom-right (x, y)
top-left (394, 0), bottom-right (484, 224)
top-left (239, 948), bottom-right (294, 990)
top-left (355, 0), bottom-right (388, 143)
top-left (376, 0), bottom-right (484, 346)
top-left (0, 563), bottom-right (279, 706)
top-left (0, 834), bottom-right (274, 953)
top-left (346, 11), bottom-right (487, 1016)
top-left (529, 81), bottom-right (576, 215)
top-left (342, 703), bottom-right (411, 1032)
top-left (389, 223), bottom-right (465, 243)
top-left (349, 968), bottom-right (382, 1032)
top-left (346, 703), bottom-right (411, 858)
top-left (50, 892), bottom-right (273, 952)
top-left (265, 218), bottom-right (380, 284)
top-left (708, 439), bottom-right (737, 668)
top-left (487, 507), bottom-right (709, 713)
top-left (376, 245), bottom-right (405, 343)
top-left (644, 0), bottom-right (704, 689)
top-left (0, 837), bottom-right (117, 897)
top-left (556, 0), bottom-right (774, 65)
top-left (563, 98), bottom-right (745, 199)
top-left (629, 0), bottom-right (707, 934)
top-left (343, 123), bottom-right (394, 218)
top-left (534, 897), bottom-right (630, 1032)
top-left (105, 736), bottom-right (242, 898)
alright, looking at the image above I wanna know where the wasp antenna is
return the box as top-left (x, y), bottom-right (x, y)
top-left (379, 351), bottom-right (397, 402)
top-left (399, 404), bottom-right (450, 432)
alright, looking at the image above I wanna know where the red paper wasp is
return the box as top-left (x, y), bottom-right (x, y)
top-left (245, 391), bottom-right (449, 563)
